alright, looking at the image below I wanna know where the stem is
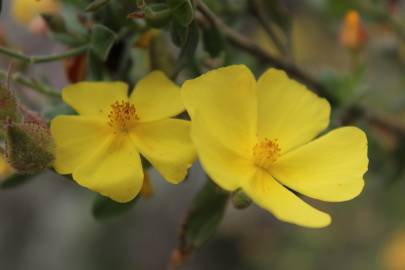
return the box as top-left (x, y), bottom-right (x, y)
top-left (250, 0), bottom-right (287, 56)
top-left (0, 45), bottom-right (88, 64)
top-left (0, 71), bottom-right (60, 98)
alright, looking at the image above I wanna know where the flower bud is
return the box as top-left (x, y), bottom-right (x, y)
top-left (231, 188), bottom-right (252, 209)
top-left (339, 10), bottom-right (368, 52)
top-left (0, 84), bottom-right (19, 134)
top-left (5, 118), bottom-right (54, 174)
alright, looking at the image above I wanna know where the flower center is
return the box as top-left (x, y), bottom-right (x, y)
top-left (107, 100), bottom-right (138, 132)
top-left (253, 138), bottom-right (281, 170)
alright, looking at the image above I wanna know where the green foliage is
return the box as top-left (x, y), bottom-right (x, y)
top-left (144, 3), bottom-right (172, 28)
top-left (90, 24), bottom-right (117, 61)
top-left (177, 180), bottom-right (229, 255)
top-left (168, 0), bottom-right (194, 27)
top-left (85, 0), bottom-right (111, 12)
top-left (92, 194), bottom-right (138, 220)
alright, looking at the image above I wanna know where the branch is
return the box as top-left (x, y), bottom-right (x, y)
top-left (0, 45), bottom-right (88, 64)
top-left (250, 0), bottom-right (287, 56)
top-left (196, 1), bottom-right (405, 138)
top-left (0, 71), bottom-right (60, 98)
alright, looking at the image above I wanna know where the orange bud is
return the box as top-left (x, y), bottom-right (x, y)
top-left (339, 10), bottom-right (368, 51)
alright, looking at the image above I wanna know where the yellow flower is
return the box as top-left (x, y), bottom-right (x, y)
top-left (182, 65), bottom-right (368, 228)
top-left (51, 71), bottom-right (196, 202)
top-left (12, 0), bottom-right (60, 26)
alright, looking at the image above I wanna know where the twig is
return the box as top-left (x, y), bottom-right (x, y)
top-left (250, 0), bottom-right (287, 56)
top-left (196, 1), bottom-right (405, 138)
top-left (0, 45), bottom-right (88, 64)
top-left (0, 71), bottom-right (60, 98)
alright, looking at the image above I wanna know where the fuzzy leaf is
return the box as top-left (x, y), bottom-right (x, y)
top-left (173, 179), bottom-right (229, 263)
top-left (90, 24), bottom-right (117, 61)
top-left (168, 0), bottom-right (194, 26)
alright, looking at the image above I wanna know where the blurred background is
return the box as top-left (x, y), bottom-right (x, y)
top-left (0, 0), bottom-right (405, 269)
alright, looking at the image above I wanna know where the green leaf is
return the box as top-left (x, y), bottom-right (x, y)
top-left (202, 25), bottom-right (225, 57)
top-left (178, 180), bottom-right (229, 253)
top-left (144, 3), bottom-right (172, 28)
top-left (85, 0), bottom-right (111, 12)
top-left (92, 194), bottom-right (138, 220)
top-left (42, 14), bottom-right (67, 33)
top-left (172, 21), bottom-right (199, 76)
top-left (1, 173), bottom-right (36, 189)
top-left (168, 0), bottom-right (194, 26)
top-left (170, 21), bottom-right (189, 47)
top-left (90, 24), bottom-right (117, 61)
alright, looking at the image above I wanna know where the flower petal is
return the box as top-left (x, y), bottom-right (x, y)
top-left (271, 127), bottom-right (368, 202)
top-left (243, 169), bottom-right (331, 228)
top-left (62, 82), bottom-right (128, 116)
top-left (190, 115), bottom-right (256, 191)
top-left (182, 65), bottom-right (257, 155)
top-left (51, 115), bottom-right (110, 174)
top-left (73, 136), bottom-right (144, 203)
top-left (257, 69), bottom-right (330, 153)
top-left (131, 119), bottom-right (196, 184)
top-left (129, 71), bottom-right (184, 122)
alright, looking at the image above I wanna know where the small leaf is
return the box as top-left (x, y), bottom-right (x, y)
top-left (202, 25), bottom-right (225, 57)
top-left (92, 194), bottom-right (138, 220)
top-left (171, 179), bottom-right (229, 266)
top-left (85, 0), bottom-right (111, 12)
top-left (144, 3), bottom-right (172, 28)
top-left (172, 21), bottom-right (199, 76)
top-left (168, 0), bottom-right (194, 26)
top-left (41, 14), bottom-right (67, 33)
top-left (170, 21), bottom-right (189, 47)
top-left (90, 24), bottom-right (117, 61)
top-left (1, 174), bottom-right (35, 189)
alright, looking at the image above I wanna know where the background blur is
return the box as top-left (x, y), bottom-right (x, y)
top-left (1, 0), bottom-right (405, 269)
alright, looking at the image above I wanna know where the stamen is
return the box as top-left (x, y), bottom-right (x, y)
top-left (253, 138), bottom-right (281, 170)
top-left (107, 100), bottom-right (138, 131)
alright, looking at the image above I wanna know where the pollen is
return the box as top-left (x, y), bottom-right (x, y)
top-left (253, 138), bottom-right (281, 170)
top-left (107, 100), bottom-right (139, 131)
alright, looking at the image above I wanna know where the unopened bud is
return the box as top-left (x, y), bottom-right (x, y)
top-left (339, 10), bottom-right (368, 52)
top-left (231, 188), bottom-right (252, 209)
top-left (0, 84), bottom-right (19, 134)
top-left (5, 119), bottom-right (54, 174)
